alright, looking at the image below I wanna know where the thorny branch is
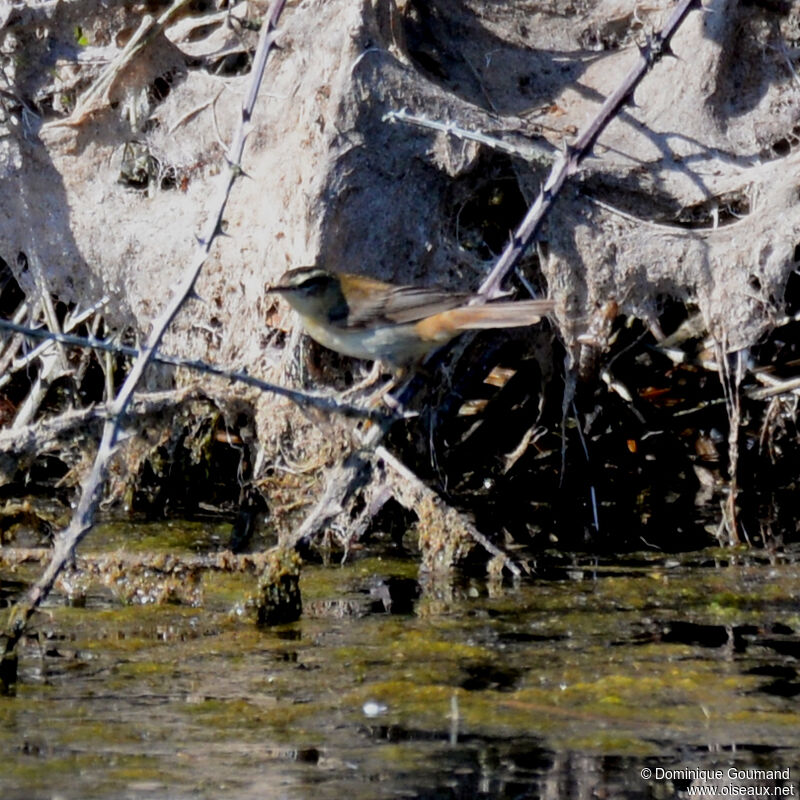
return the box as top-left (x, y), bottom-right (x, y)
top-left (1, 0), bottom-right (288, 665)
top-left (477, 0), bottom-right (701, 301)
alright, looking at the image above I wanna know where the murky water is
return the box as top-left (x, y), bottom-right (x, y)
top-left (2, 523), bottom-right (799, 799)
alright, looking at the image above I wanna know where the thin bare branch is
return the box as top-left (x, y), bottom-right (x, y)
top-left (0, 317), bottom-right (395, 422)
top-left (2, 0), bottom-right (289, 664)
top-left (383, 108), bottom-right (554, 166)
top-left (376, 445), bottom-right (523, 577)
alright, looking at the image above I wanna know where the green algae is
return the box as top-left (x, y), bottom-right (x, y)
top-left (3, 539), bottom-right (800, 798)
top-left (83, 519), bottom-right (227, 553)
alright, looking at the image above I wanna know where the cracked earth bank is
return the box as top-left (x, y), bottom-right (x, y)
top-left (1, 0), bottom-right (799, 549)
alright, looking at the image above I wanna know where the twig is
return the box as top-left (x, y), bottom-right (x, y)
top-left (717, 341), bottom-right (744, 546)
top-left (0, 304), bottom-right (29, 383)
top-left (0, 387), bottom-right (272, 456)
top-left (286, 452), bottom-right (373, 547)
top-left (0, 389), bottom-right (184, 454)
top-left (42, 0), bottom-right (194, 128)
top-left (0, 318), bottom-right (395, 422)
top-left (2, 0), bottom-right (288, 664)
top-left (748, 372), bottom-right (800, 400)
top-left (383, 108), bottom-right (554, 166)
top-left (570, 400), bottom-right (600, 535)
top-left (11, 252), bottom-right (71, 429)
top-left (376, 445), bottom-right (523, 576)
top-left (4, 296), bottom-right (108, 378)
top-left (478, 0), bottom-right (701, 300)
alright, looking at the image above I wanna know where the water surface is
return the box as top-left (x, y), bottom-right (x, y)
top-left (1, 524), bottom-right (799, 799)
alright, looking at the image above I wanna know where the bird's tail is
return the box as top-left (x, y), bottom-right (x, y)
top-left (415, 299), bottom-right (553, 341)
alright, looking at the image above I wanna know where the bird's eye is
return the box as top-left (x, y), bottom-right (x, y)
top-left (298, 275), bottom-right (328, 294)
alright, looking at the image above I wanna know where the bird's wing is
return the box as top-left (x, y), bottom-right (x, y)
top-left (341, 277), bottom-right (472, 328)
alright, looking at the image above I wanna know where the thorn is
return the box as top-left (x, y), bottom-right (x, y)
top-left (188, 289), bottom-right (207, 305)
top-left (210, 217), bottom-right (229, 239)
top-left (660, 39), bottom-right (677, 60)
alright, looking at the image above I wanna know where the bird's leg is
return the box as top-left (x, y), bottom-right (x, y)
top-left (341, 359), bottom-right (390, 398)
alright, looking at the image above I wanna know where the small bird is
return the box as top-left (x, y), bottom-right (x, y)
top-left (268, 266), bottom-right (554, 370)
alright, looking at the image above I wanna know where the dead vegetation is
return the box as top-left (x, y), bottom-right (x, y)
top-left (1, 0), bottom-right (800, 654)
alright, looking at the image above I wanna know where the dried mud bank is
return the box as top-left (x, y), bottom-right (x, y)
top-left (1, 0), bottom-right (800, 562)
